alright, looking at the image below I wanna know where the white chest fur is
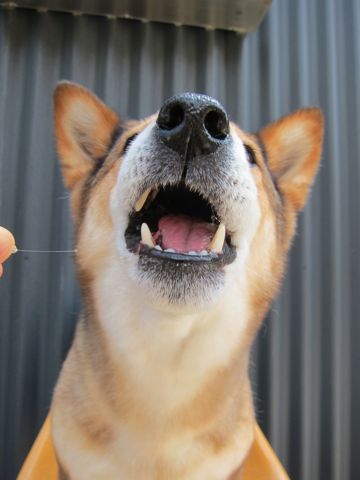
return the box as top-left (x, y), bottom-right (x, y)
top-left (94, 258), bottom-right (251, 412)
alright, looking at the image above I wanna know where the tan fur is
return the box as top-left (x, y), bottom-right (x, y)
top-left (54, 82), bottom-right (120, 190)
top-left (51, 82), bottom-right (324, 479)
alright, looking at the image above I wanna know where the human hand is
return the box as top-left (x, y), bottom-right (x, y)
top-left (0, 227), bottom-right (15, 277)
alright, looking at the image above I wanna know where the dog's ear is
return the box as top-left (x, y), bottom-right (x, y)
top-left (258, 108), bottom-right (324, 211)
top-left (54, 81), bottom-right (120, 190)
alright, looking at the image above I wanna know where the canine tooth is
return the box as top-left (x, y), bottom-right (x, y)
top-left (154, 245), bottom-right (163, 251)
top-left (135, 188), bottom-right (151, 212)
top-left (165, 248), bottom-right (176, 253)
top-left (209, 223), bottom-right (226, 253)
top-left (141, 223), bottom-right (155, 248)
top-left (200, 250), bottom-right (208, 256)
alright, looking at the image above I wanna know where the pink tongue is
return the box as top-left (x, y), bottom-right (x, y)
top-left (156, 214), bottom-right (216, 253)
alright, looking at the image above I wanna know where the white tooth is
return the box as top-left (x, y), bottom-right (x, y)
top-left (188, 251), bottom-right (197, 256)
top-left (141, 223), bottom-right (155, 248)
top-left (154, 245), bottom-right (163, 251)
top-left (165, 248), bottom-right (176, 253)
top-left (200, 250), bottom-right (208, 256)
top-left (209, 223), bottom-right (226, 253)
top-left (135, 188), bottom-right (151, 212)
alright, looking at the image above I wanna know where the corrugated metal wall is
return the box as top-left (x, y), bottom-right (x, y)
top-left (0, 1), bottom-right (359, 479)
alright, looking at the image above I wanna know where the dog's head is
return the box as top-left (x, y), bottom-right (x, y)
top-left (54, 82), bottom-right (323, 318)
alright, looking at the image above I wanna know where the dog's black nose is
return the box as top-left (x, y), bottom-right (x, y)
top-left (156, 93), bottom-right (229, 156)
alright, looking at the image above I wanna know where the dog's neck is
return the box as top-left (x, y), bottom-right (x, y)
top-left (96, 263), bottom-right (250, 375)
top-left (72, 260), bottom-right (257, 478)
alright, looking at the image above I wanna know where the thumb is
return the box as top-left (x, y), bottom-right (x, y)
top-left (0, 227), bottom-right (16, 276)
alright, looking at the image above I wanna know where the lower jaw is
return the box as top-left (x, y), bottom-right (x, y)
top-left (136, 254), bottom-right (226, 306)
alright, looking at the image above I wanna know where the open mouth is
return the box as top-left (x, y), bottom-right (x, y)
top-left (125, 183), bottom-right (236, 265)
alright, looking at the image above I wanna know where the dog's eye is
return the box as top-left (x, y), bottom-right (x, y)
top-left (245, 145), bottom-right (256, 166)
top-left (124, 134), bottom-right (138, 153)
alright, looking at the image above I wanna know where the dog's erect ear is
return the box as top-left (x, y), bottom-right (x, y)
top-left (54, 81), bottom-right (120, 190)
top-left (258, 108), bottom-right (324, 211)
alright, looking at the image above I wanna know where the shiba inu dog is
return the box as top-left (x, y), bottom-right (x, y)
top-left (51, 81), bottom-right (324, 480)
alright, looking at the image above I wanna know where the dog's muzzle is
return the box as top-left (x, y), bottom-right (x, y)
top-left (124, 93), bottom-right (236, 268)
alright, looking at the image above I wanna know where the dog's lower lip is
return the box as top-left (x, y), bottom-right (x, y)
top-left (140, 244), bottom-right (220, 262)
top-left (138, 241), bottom-right (237, 266)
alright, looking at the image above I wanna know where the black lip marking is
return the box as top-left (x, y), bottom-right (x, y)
top-left (139, 242), bottom-right (236, 267)
top-left (141, 245), bottom-right (218, 262)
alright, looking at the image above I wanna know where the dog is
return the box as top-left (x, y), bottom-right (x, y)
top-left (51, 81), bottom-right (323, 479)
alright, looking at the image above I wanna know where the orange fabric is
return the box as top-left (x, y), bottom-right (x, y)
top-left (18, 416), bottom-right (289, 479)
top-left (17, 416), bottom-right (58, 480)
top-left (239, 425), bottom-right (289, 479)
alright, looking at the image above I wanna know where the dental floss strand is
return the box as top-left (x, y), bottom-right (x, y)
top-left (13, 247), bottom-right (77, 254)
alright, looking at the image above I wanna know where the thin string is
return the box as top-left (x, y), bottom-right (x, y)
top-left (15, 248), bottom-right (77, 254)
top-left (13, 249), bottom-right (131, 260)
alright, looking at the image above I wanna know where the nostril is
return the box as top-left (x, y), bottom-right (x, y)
top-left (157, 93), bottom-right (230, 155)
top-left (157, 104), bottom-right (184, 131)
top-left (204, 109), bottom-right (229, 140)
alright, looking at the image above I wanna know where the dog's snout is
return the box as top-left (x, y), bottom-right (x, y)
top-left (156, 93), bottom-right (229, 156)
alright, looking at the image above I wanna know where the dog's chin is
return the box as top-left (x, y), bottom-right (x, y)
top-left (134, 254), bottom-right (226, 310)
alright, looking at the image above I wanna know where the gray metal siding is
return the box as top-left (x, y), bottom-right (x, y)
top-left (0, 1), bottom-right (358, 479)
top-left (0, 0), bottom-right (272, 33)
